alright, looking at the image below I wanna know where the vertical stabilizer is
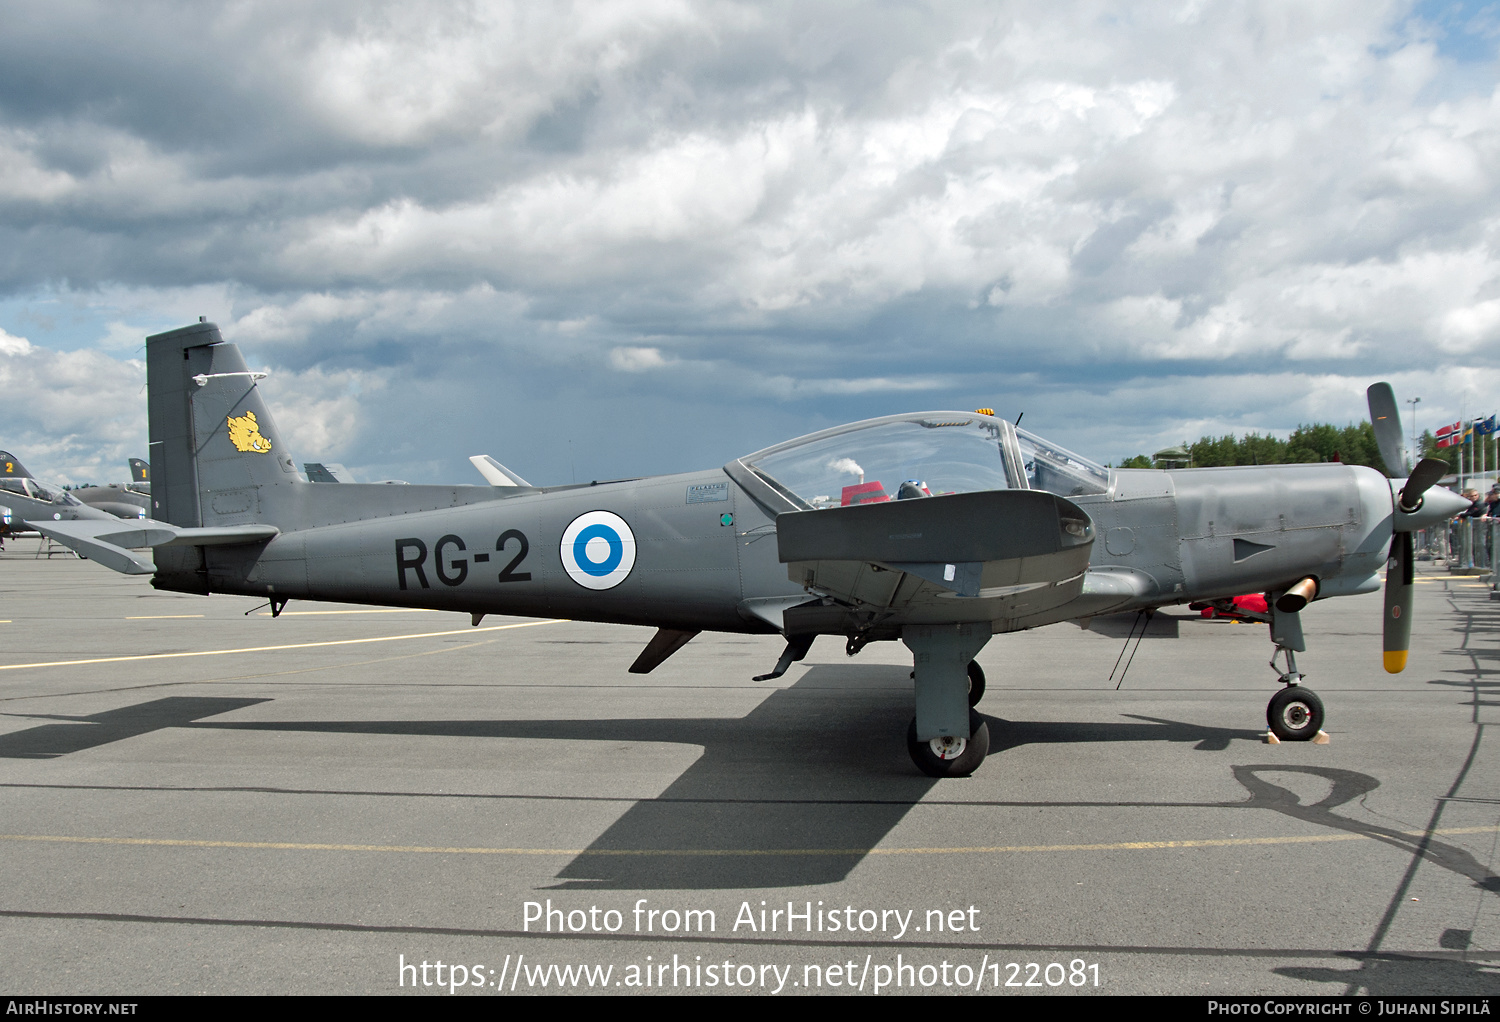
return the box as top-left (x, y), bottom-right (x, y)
top-left (147, 322), bottom-right (301, 589)
top-left (128, 457), bottom-right (150, 483)
top-left (0, 452), bottom-right (32, 479)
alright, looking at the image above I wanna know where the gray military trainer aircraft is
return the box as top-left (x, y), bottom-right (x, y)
top-left (1, 451), bottom-right (121, 531)
top-left (34, 322), bottom-right (1468, 777)
top-left (70, 458), bottom-right (152, 519)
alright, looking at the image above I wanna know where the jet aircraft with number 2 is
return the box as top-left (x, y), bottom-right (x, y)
top-left (34, 322), bottom-right (1467, 777)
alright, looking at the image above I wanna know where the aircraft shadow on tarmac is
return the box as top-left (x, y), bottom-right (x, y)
top-left (1083, 611), bottom-right (1182, 639)
top-left (3, 678), bottom-right (1492, 894)
top-left (0, 697), bottom-right (270, 758)
top-left (1, 669), bottom-right (1280, 890)
top-left (3, 680), bottom-right (1496, 897)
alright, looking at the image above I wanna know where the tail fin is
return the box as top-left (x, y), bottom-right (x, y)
top-left (129, 457), bottom-right (150, 483)
top-left (0, 451), bottom-right (33, 479)
top-left (147, 321), bottom-right (301, 532)
top-left (469, 454), bottom-right (530, 487)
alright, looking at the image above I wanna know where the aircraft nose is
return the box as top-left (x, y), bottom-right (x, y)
top-left (1393, 481), bottom-right (1470, 532)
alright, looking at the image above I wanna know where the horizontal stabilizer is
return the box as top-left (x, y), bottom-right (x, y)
top-left (161, 524), bottom-right (281, 547)
top-left (303, 462), bottom-right (354, 483)
top-left (470, 455), bottom-right (531, 488)
top-left (31, 519), bottom-right (280, 577)
top-left (29, 520), bottom-right (157, 574)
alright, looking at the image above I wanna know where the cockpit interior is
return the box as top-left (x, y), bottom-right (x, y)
top-left (742, 412), bottom-right (1109, 509)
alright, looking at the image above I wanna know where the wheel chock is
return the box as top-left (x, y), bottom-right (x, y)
top-left (1312, 730), bottom-right (1330, 744)
top-left (1263, 732), bottom-right (1280, 744)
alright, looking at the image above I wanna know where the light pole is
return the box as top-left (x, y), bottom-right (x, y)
top-left (1407, 396), bottom-right (1420, 467)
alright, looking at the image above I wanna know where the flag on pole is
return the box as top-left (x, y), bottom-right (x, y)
top-left (1436, 420), bottom-right (1463, 447)
top-left (1475, 415), bottom-right (1497, 436)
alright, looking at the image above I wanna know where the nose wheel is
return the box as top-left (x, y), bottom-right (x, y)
top-left (1267, 686), bottom-right (1324, 742)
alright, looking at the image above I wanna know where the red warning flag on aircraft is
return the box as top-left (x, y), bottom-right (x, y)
top-left (1436, 420), bottom-right (1463, 448)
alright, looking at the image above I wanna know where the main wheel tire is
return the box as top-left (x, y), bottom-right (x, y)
top-left (967, 661), bottom-right (986, 707)
top-left (907, 710), bottom-right (991, 778)
top-left (1267, 686), bottom-right (1324, 742)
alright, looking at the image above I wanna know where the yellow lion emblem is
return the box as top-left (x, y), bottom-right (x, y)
top-left (227, 411), bottom-right (272, 454)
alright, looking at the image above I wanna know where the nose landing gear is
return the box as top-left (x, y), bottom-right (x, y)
top-left (1265, 601), bottom-right (1325, 742)
top-left (1267, 682), bottom-right (1324, 742)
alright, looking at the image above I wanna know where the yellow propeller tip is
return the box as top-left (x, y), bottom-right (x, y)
top-left (1383, 650), bottom-right (1408, 674)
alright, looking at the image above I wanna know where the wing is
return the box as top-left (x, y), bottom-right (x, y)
top-left (775, 489), bottom-right (1095, 627)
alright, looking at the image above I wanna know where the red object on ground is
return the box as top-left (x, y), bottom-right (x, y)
top-left (1199, 593), bottom-right (1268, 619)
top-left (841, 481), bottom-right (890, 506)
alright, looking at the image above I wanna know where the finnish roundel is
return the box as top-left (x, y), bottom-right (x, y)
top-left (560, 510), bottom-right (637, 590)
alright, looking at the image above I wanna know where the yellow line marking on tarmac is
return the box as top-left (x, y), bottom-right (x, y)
top-left (1, 826), bottom-right (1493, 858)
top-left (0, 619), bottom-right (568, 671)
top-left (125, 615), bottom-right (205, 620)
top-left (257, 609), bottom-right (442, 616)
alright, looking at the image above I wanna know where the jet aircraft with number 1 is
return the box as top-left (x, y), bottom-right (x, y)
top-left (34, 322), bottom-right (1467, 777)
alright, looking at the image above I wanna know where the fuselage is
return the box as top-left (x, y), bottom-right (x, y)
top-left (171, 458), bottom-right (1401, 640)
top-left (127, 321), bottom-right (1420, 640)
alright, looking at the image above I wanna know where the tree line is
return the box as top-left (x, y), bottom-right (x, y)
top-left (1115, 422), bottom-right (1469, 474)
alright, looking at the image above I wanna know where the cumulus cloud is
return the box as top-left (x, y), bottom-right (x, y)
top-left (610, 346), bottom-right (673, 371)
top-left (0, 1), bottom-right (1498, 480)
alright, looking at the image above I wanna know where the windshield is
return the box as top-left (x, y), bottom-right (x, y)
top-left (746, 415), bottom-right (1019, 508)
top-left (1015, 428), bottom-right (1109, 496)
top-left (1, 478), bottom-right (82, 505)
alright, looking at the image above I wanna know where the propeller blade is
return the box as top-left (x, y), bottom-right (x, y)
top-left (1397, 457), bottom-right (1450, 514)
top-left (1382, 532), bottom-right (1414, 673)
top-left (1366, 383), bottom-right (1410, 477)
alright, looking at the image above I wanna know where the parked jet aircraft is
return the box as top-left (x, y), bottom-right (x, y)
top-left (1, 451), bottom-right (119, 533)
top-left (33, 323), bottom-right (1467, 776)
top-left (71, 458), bottom-right (152, 519)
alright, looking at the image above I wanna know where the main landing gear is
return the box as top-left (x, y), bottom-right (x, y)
top-left (1266, 597), bottom-right (1325, 742)
top-left (902, 623), bottom-right (993, 778)
top-left (908, 709), bottom-right (990, 777)
top-left (771, 627), bottom-right (994, 776)
top-left (966, 660), bottom-right (986, 707)
top-left (907, 660), bottom-right (986, 705)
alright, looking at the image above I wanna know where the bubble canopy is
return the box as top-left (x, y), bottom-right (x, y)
top-left (738, 413), bottom-right (1109, 511)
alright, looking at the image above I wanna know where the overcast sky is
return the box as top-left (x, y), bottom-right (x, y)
top-left (1, 1), bottom-right (1498, 485)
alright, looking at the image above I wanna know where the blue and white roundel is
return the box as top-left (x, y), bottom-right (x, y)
top-left (560, 510), bottom-right (637, 590)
